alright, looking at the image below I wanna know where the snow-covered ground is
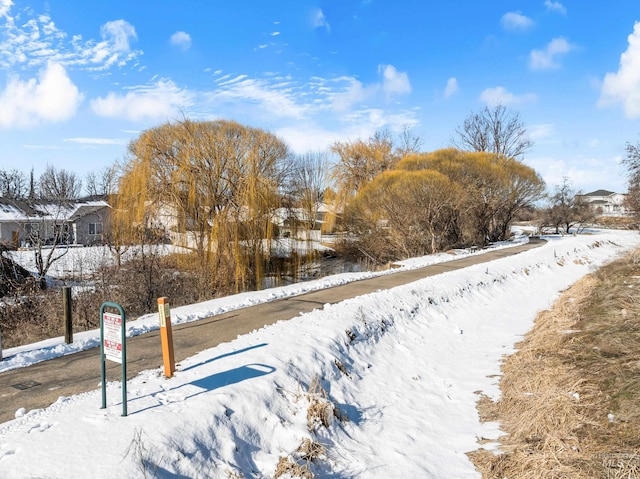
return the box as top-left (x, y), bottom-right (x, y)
top-left (0, 230), bottom-right (638, 478)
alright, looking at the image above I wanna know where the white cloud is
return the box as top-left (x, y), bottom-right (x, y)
top-left (501, 11), bottom-right (534, 31)
top-left (0, 0), bottom-right (13, 18)
top-left (598, 22), bottom-right (640, 118)
top-left (444, 77), bottom-right (458, 98)
top-left (90, 79), bottom-right (192, 122)
top-left (328, 66), bottom-right (410, 113)
top-left (0, 7), bottom-right (141, 71)
top-left (379, 64), bottom-right (411, 97)
top-left (544, 0), bottom-right (567, 15)
top-left (100, 20), bottom-right (136, 52)
top-left (170, 31), bottom-right (192, 51)
top-left (527, 123), bottom-right (554, 141)
top-left (331, 77), bottom-right (374, 112)
top-left (480, 86), bottom-right (537, 106)
top-left (311, 8), bottom-right (330, 32)
top-left (64, 137), bottom-right (125, 145)
top-left (529, 37), bottom-right (575, 70)
top-left (343, 108), bottom-right (419, 134)
top-left (89, 19), bottom-right (139, 70)
top-left (271, 31), bottom-right (280, 36)
top-left (208, 74), bottom-right (308, 119)
top-left (528, 154), bottom-right (623, 193)
top-left (0, 62), bottom-right (82, 128)
top-left (276, 125), bottom-right (341, 153)
top-left (202, 71), bottom-right (418, 151)
top-left (276, 107), bottom-right (418, 154)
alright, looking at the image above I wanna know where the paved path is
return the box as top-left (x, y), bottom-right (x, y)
top-left (0, 240), bottom-right (543, 424)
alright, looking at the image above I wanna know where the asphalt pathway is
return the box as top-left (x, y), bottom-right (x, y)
top-left (0, 239), bottom-right (544, 424)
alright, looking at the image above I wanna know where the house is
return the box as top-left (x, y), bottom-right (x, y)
top-left (0, 197), bottom-right (111, 248)
top-left (272, 203), bottom-right (344, 239)
top-left (577, 190), bottom-right (629, 217)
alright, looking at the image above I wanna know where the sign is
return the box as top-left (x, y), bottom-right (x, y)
top-left (99, 302), bottom-right (128, 416)
top-left (102, 312), bottom-right (123, 363)
top-left (159, 302), bottom-right (170, 327)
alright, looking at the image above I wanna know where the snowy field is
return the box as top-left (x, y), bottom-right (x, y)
top-left (1, 229), bottom-right (639, 478)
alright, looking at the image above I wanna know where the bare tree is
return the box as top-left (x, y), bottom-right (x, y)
top-left (396, 125), bottom-right (423, 158)
top-left (0, 169), bottom-right (27, 199)
top-left (23, 203), bottom-right (71, 289)
top-left (542, 178), bottom-right (594, 234)
top-left (85, 171), bottom-right (98, 197)
top-left (39, 165), bottom-right (82, 200)
top-left (289, 151), bottom-right (329, 230)
top-left (85, 166), bottom-right (118, 197)
top-left (452, 104), bottom-right (533, 160)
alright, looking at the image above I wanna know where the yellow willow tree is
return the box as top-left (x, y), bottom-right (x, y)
top-left (347, 169), bottom-right (463, 262)
top-left (329, 130), bottom-right (408, 229)
top-left (114, 119), bottom-right (290, 294)
top-left (398, 148), bottom-right (545, 245)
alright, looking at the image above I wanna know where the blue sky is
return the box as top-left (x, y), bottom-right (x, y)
top-left (0, 0), bottom-right (639, 194)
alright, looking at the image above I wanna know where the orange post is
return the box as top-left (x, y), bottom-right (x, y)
top-left (157, 297), bottom-right (176, 378)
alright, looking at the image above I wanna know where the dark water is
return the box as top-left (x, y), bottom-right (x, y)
top-left (261, 256), bottom-right (363, 289)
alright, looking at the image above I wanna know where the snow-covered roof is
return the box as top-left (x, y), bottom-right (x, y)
top-left (0, 198), bottom-right (110, 222)
top-left (0, 198), bottom-right (40, 221)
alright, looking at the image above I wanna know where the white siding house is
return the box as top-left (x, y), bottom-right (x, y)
top-left (577, 190), bottom-right (629, 217)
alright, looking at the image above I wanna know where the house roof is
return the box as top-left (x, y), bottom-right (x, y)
top-left (583, 189), bottom-right (615, 197)
top-left (0, 198), bottom-right (110, 222)
top-left (0, 198), bottom-right (41, 221)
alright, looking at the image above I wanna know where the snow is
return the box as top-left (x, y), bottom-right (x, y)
top-left (0, 229), bottom-right (638, 478)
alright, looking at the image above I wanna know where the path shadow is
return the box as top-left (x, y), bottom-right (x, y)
top-left (190, 363), bottom-right (275, 392)
top-left (129, 363), bottom-right (275, 415)
top-left (179, 343), bottom-right (268, 372)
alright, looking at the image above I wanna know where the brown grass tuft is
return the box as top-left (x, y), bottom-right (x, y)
top-left (296, 438), bottom-right (325, 462)
top-left (306, 377), bottom-right (334, 431)
top-left (273, 456), bottom-right (313, 479)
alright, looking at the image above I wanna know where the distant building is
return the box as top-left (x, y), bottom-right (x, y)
top-left (0, 197), bottom-right (111, 248)
top-left (577, 190), bottom-right (629, 217)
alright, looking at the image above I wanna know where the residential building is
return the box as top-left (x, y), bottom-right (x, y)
top-left (577, 190), bottom-right (629, 217)
top-left (0, 197), bottom-right (111, 248)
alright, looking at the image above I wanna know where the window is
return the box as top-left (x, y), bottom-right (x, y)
top-left (89, 222), bottom-right (103, 235)
top-left (24, 223), bottom-right (41, 236)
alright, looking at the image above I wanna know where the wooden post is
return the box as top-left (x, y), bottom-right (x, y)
top-left (157, 297), bottom-right (176, 378)
top-left (63, 286), bottom-right (73, 344)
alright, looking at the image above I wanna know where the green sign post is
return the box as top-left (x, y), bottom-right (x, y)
top-left (99, 302), bottom-right (128, 417)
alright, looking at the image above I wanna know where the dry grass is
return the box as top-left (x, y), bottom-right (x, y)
top-left (273, 456), bottom-right (313, 479)
top-left (272, 378), bottom-right (335, 478)
top-left (470, 249), bottom-right (640, 478)
top-left (272, 438), bottom-right (325, 479)
top-left (296, 438), bottom-right (326, 463)
top-left (306, 376), bottom-right (334, 432)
